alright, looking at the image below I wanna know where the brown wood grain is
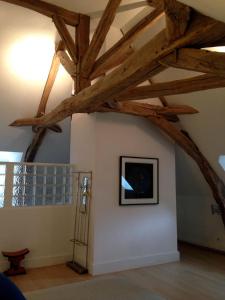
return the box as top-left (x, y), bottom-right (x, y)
top-left (82, 0), bottom-right (122, 77)
top-left (164, 0), bottom-right (191, 42)
top-left (116, 74), bottom-right (225, 101)
top-left (52, 15), bottom-right (77, 64)
top-left (160, 48), bottom-right (225, 76)
top-left (91, 5), bottom-right (163, 79)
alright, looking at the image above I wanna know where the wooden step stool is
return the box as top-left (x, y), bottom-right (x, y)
top-left (2, 248), bottom-right (30, 276)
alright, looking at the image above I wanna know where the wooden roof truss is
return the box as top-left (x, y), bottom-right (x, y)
top-left (1, 0), bottom-right (225, 226)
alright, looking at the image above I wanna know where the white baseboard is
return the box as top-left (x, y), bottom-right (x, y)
top-left (0, 253), bottom-right (71, 272)
top-left (90, 251), bottom-right (180, 275)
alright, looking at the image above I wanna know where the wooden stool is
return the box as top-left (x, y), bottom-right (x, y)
top-left (2, 248), bottom-right (30, 276)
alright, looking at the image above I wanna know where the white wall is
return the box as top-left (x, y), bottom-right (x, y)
top-left (70, 113), bottom-right (179, 275)
top-left (0, 205), bottom-right (74, 271)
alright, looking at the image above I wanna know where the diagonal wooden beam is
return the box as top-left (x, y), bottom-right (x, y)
top-left (76, 15), bottom-right (90, 93)
top-left (82, 0), bottom-right (122, 78)
top-left (25, 42), bottom-right (64, 162)
top-left (90, 5), bottom-right (164, 79)
top-left (10, 12), bottom-right (225, 127)
top-left (164, 0), bottom-right (191, 42)
top-left (147, 0), bottom-right (163, 7)
top-left (116, 74), bottom-right (225, 101)
top-left (148, 78), bottom-right (179, 122)
top-left (90, 46), bottom-right (135, 80)
top-left (148, 116), bottom-right (225, 228)
top-left (57, 50), bottom-right (76, 78)
top-left (159, 48), bottom-right (225, 77)
top-left (52, 15), bottom-right (77, 64)
top-left (0, 0), bottom-right (81, 26)
top-left (97, 102), bottom-right (198, 116)
top-left (36, 41), bottom-right (64, 117)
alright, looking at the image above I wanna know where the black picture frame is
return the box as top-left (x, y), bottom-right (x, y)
top-left (119, 156), bottom-right (159, 206)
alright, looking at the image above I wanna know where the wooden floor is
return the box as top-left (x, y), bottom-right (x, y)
top-left (12, 243), bottom-right (225, 300)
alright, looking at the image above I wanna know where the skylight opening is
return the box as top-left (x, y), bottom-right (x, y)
top-left (218, 155), bottom-right (225, 171)
top-left (204, 46), bottom-right (225, 53)
top-left (0, 151), bottom-right (23, 163)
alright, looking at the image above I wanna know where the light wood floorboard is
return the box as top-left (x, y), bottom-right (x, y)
top-left (11, 244), bottom-right (225, 299)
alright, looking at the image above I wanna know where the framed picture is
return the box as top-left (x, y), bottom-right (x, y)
top-left (119, 156), bottom-right (159, 205)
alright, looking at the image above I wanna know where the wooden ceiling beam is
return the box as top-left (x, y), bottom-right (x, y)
top-left (25, 41), bottom-right (64, 162)
top-left (90, 46), bottom-right (135, 80)
top-left (147, 0), bottom-right (163, 7)
top-left (0, 0), bottom-right (81, 26)
top-left (36, 41), bottom-right (64, 117)
top-left (97, 102), bottom-right (198, 117)
top-left (148, 78), bottom-right (179, 122)
top-left (57, 50), bottom-right (76, 78)
top-left (76, 15), bottom-right (90, 93)
top-left (52, 15), bottom-right (77, 64)
top-left (90, 5), bottom-right (164, 79)
top-left (10, 12), bottom-right (225, 127)
top-left (164, 0), bottom-right (191, 42)
top-left (116, 74), bottom-right (225, 101)
top-left (82, 0), bottom-right (122, 78)
top-left (160, 48), bottom-right (225, 77)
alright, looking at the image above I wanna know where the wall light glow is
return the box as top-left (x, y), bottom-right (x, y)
top-left (7, 35), bottom-right (55, 82)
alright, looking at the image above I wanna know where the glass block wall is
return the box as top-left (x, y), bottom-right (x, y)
top-left (0, 163), bottom-right (75, 208)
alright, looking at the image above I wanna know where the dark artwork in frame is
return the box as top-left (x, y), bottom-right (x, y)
top-left (119, 156), bottom-right (159, 205)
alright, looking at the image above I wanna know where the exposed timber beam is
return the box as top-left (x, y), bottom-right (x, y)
top-left (164, 0), bottom-right (191, 42)
top-left (82, 0), bottom-right (122, 78)
top-left (90, 4), bottom-right (164, 79)
top-left (0, 0), bottom-right (81, 26)
top-left (57, 50), bottom-right (76, 78)
top-left (24, 128), bottom-right (47, 162)
top-left (148, 116), bottom-right (225, 228)
top-left (37, 41), bottom-right (64, 117)
top-left (97, 102), bottom-right (198, 117)
top-left (116, 74), bottom-right (225, 101)
top-left (10, 12), bottom-right (225, 127)
top-left (90, 46), bottom-right (134, 80)
top-left (147, 0), bottom-right (163, 7)
top-left (76, 15), bottom-right (90, 92)
top-left (160, 48), bottom-right (225, 77)
top-left (25, 41), bottom-right (64, 162)
top-left (52, 15), bottom-right (77, 64)
top-left (148, 78), bottom-right (179, 122)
